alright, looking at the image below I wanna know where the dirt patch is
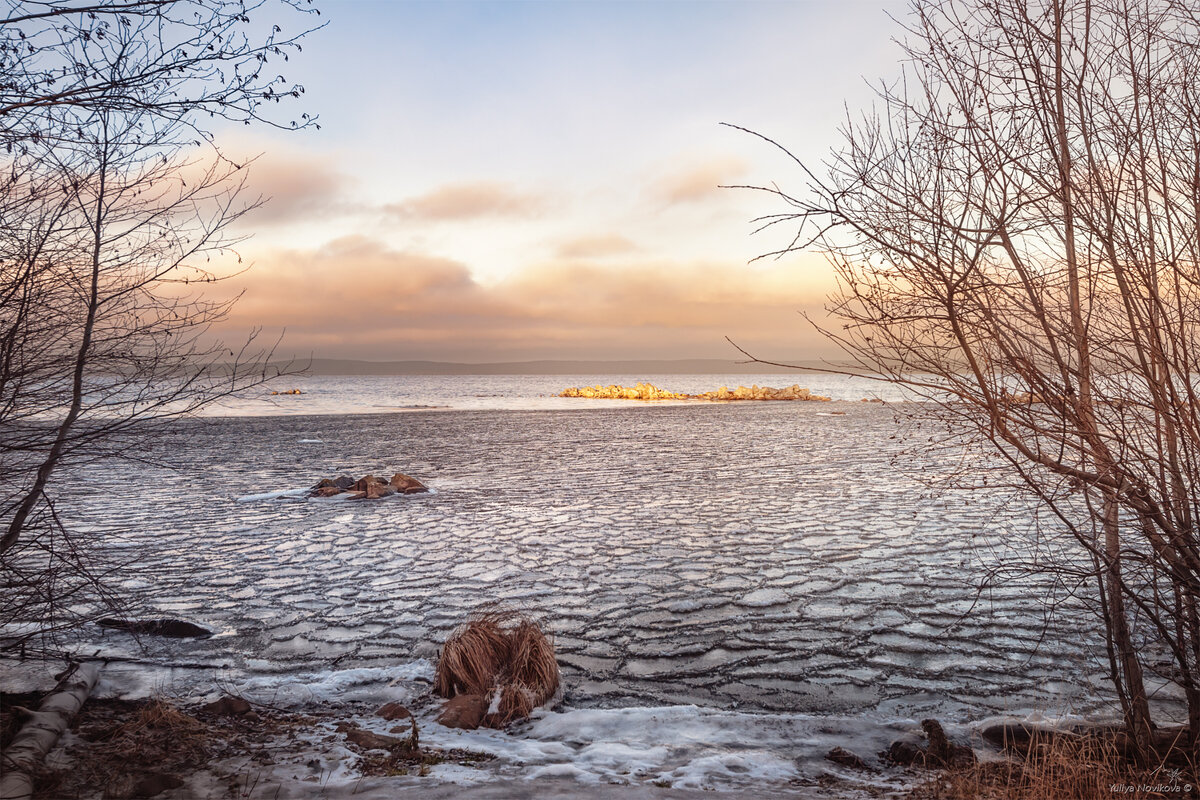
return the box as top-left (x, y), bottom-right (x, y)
top-left (26, 695), bottom-right (492, 799)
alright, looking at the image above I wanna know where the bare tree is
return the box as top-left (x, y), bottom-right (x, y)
top-left (736, 0), bottom-right (1200, 760)
top-left (0, 1), bottom-right (318, 655)
top-left (0, 0), bottom-right (321, 146)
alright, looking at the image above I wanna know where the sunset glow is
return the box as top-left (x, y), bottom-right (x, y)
top-left (210, 0), bottom-right (906, 362)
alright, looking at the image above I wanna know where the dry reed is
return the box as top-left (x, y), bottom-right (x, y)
top-left (434, 610), bottom-right (560, 727)
top-left (912, 726), bottom-right (1196, 800)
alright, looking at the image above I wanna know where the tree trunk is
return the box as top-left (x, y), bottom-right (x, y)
top-left (1103, 494), bottom-right (1154, 761)
top-left (0, 662), bottom-right (100, 800)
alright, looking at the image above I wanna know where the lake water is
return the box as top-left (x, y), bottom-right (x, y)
top-left (10, 374), bottom-right (1151, 794)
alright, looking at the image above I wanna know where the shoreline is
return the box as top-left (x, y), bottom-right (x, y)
top-left (194, 397), bottom-right (898, 421)
top-left (6, 659), bottom-right (1171, 800)
top-left (0, 661), bottom-right (1050, 800)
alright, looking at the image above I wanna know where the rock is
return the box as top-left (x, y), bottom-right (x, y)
top-left (390, 473), bottom-right (428, 493)
top-left (351, 475), bottom-right (381, 492)
top-left (922, 718), bottom-right (976, 766)
top-left (825, 746), bottom-right (869, 770)
top-left (308, 473), bottom-right (427, 499)
top-left (97, 618), bottom-right (212, 638)
top-left (132, 771), bottom-right (183, 798)
top-left (885, 720), bottom-right (975, 768)
top-left (376, 702), bottom-right (412, 721)
top-left (437, 693), bottom-right (487, 730)
top-left (200, 695), bottom-right (251, 716)
top-left (560, 383), bottom-right (831, 402)
top-left (365, 482), bottom-right (397, 499)
top-left (344, 728), bottom-right (406, 751)
top-left (981, 722), bottom-right (1046, 750)
top-left (883, 739), bottom-right (925, 766)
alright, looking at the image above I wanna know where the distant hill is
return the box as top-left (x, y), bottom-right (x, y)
top-left (270, 358), bottom-right (829, 376)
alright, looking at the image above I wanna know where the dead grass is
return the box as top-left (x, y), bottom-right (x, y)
top-left (911, 727), bottom-right (1197, 800)
top-left (40, 697), bottom-right (212, 798)
top-left (20, 690), bottom-right (500, 798)
top-left (434, 613), bottom-right (513, 698)
top-left (434, 610), bottom-right (561, 727)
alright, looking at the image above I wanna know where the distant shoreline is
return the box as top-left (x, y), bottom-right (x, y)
top-left (265, 358), bottom-right (833, 376)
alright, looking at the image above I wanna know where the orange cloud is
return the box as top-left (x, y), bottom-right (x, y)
top-left (239, 156), bottom-right (353, 225)
top-left (555, 234), bottom-right (638, 259)
top-left (657, 157), bottom-right (748, 205)
top-left (212, 236), bottom-right (838, 361)
top-left (385, 181), bottom-right (544, 221)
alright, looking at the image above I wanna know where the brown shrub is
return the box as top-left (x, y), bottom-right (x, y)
top-left (434, 611), bottom-right (560, 728)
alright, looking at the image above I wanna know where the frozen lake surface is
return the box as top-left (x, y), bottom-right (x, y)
top-left (19, 379), bottom-right (1140, 792)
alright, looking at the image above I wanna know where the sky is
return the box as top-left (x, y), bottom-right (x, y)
top-left (209, 0), bottom-right (910, 363)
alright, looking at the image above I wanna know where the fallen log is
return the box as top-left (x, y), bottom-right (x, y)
top-left (0, 662), bottom-right (101, 800)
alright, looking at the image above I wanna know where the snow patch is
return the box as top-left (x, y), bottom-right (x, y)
top-left (235, 488), bottom-right (309, 502)
top-left (225, 662), bottom-right (435, 707)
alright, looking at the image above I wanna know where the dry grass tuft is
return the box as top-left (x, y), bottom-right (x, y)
top-left (434, 613), bottom-right (512, 698)
top-left (40, 696), bottom-right (214, 797)
top-left (434, 610), bottom-right (560, 728)
top-left (912, 727), bottom-right (1196, 800)
top-left (122, 697), bottom-right (206, 738)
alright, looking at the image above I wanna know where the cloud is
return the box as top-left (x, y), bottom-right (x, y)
top-left (554, 234), bottom-right (638, 260)
top-left (212, 236), bottom-right (838, 361)
top-left (656, 157), bottom-right (748, 205)
top-left (239, 157), bottom-right (354, 225)
top-left (204, 139), bottom-right (359, 227)
top-left (385, 181), bottom-right (544, 221)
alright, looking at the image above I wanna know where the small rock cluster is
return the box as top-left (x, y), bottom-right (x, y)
top-left (884, 718), bottom-right (977, 768)
top-left (559, 382), bottom-right (831, 402)
top-left (823, 718), bottom-right (976, 773)
top-left (310, 473), bottom-right (429, 499)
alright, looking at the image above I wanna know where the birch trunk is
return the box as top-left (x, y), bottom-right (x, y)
top-left (0, 663), bottom-right (101, 800)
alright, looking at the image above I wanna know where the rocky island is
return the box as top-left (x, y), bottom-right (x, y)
top-left (559, 382), bottom-right (831, 402)
top-left (310, 473), bottom-right (429, 499)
